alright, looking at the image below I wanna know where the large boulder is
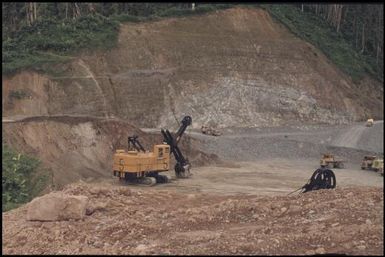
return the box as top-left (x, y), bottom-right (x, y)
top-left (26, 192), bottom-right (88, 221)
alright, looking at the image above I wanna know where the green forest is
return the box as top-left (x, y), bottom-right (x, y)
top-left (2, 144), bottom-right (48, 212)
top-left (2, 3), bottom-right (384, 81)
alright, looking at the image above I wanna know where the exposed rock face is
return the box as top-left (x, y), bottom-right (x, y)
top-left (2, 7), bottom-right (383, 127)
top-left (164, 77), bottom-right (354, 129)
top-left (26, 192), bottom-right (88, 221)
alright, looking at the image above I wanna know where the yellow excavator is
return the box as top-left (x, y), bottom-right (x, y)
top-left (112, 116), bottom-right (192, 186)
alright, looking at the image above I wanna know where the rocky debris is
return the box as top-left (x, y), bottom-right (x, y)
top-left (26, 192), bottom-right (88, 221)
top-left (201, 125), bottom-right (222, 136)
top-left (3, 183), bottom-right (383, 255)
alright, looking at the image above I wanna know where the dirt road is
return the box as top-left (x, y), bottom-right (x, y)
top-left (125, 120), bottom-right (385, 196)
top-left (150, 159), bottom-right (383, 196)
top-left (333, 120), bottom-right (383, 151)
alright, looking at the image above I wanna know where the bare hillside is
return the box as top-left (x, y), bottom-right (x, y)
top-left (2, 7), bottom-right (383, 128)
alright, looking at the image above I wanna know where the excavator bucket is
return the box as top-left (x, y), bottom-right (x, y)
top-left (161, 116), bottom-right (192, 178)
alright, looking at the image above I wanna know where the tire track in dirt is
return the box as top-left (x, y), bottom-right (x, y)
top-left (333, 125), bottom-right (367, 149)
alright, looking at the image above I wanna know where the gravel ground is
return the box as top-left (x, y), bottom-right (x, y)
top-left (2, 121), bottom-right (383, 255)
top-left (2, 183), bottom-right (383, 255)
top-left (188, 121), bottom-right (383, 164)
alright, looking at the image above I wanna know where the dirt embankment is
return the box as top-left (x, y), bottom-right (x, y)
top-left (2, 183), bottom-right (383, 255)
top-left (2, 7), bottom-right (383, 128)
top-left (2, 116), bottom-right (217, 188)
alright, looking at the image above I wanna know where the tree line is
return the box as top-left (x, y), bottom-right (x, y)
top-left (2, 2), bottom-right (194, 36)
top-left (299, 4), bottom-right (383, 69)
top-left (2, 3), bottom-right (383, 79)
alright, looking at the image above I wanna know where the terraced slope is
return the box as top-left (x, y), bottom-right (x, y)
top-left (2, 7), bottom-right (383, 128)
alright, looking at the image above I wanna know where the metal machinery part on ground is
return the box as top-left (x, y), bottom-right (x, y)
top-left (320, 153), bottom-right (345, 169)
top-left (289, 167), bottom-right (336, 194)
top-left (201, 125), bottom-right (222, 136)
top-left (112, 116), bottom-right (192, 186)
top-left (301, 167), bottom-right (336, 193)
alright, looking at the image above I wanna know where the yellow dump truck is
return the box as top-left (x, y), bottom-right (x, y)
top-left (372, 158), bottom-right (384, 175)
top-left (366, 118), bottom-right (374, 127)
top-left (320, 153), bottom-right (345, 168)
top-left (362, 156), bottom-right (383, 175)
top-left (361, 155), bottom-right (377, 170)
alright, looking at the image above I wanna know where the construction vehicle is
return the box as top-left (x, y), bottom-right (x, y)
top-left (373, 158), bottom-right (384, 175)
top-left (361, 155), bottom-right (376, 170)
top-left (366, 118), bottom-right (374, 127)
top-left (112, 116), bottom-right (192, 186)
top-left (201, 125), bottom-right (221, 136)
top-left (361, 156), bottom-right (383, 174)
top-left (320, 153), bottom-right (345, 168)
top-left (379, 166), bottom-right (384, 176)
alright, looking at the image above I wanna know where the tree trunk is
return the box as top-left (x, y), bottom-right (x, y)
top-left (353, 9), bottom-right (358, 49)
top-left (327, 5), bottom-right (332, 23)
top-left (361, 23), bottom-right (365, 54)
top-left (336, 5), bottom-right (343, 33)
top-left (376, 6), bottom-right (383, 66)
top-left (26, 2), bottom-right (33, 26)
top-left (88, 3), bottom-right (95, 14)
top-left (33, 2), bottom-right (37, 22)
top-left (376, 42), bottom-right (380, 66)
top-left (72, 3), bottom-right (81, 19)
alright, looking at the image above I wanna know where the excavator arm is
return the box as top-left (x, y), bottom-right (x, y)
top-left (161, 115), bottom-right (192, 178)
top-left (127, 135), bottom-right (146, 152)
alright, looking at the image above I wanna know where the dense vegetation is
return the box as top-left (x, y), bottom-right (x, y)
top-left (2, 3), bottom-right (233, 75)
top-left (1, 3), bottom-right (383, 78)
top-left (2, 2), bottom-right (384, 81)
top-left (2, 14), bottom-right (119, 74)
top-left (263, 4), bottom-right (383, 81)
top-left (2, 144), bottom-right (48, 212)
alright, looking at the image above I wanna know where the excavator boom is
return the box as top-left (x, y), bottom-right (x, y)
top-left (161, 115), bottom-right (192, 178)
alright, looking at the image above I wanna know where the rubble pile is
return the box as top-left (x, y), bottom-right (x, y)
top-left (2, 182), bottom-right (383, 255)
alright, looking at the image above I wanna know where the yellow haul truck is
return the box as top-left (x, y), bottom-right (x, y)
top-left (113, 116), bottom-right (192, 186)
top-left (372, 158), bottom-right (384, 176)
top-left (320, 153), bottom-right (345, 168)
top-left (361, 155), bottom-right (383, 175)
